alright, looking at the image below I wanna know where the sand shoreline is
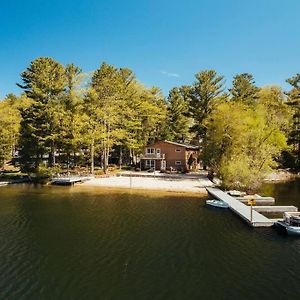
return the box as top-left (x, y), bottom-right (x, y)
top-left (81, 173), bottom-right (214, 194)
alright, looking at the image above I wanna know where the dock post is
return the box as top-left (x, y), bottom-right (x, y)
top-left (248, 199), bottom-right (256, 226)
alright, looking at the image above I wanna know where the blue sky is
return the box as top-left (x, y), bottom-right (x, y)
top-left (0, 0), bottom-right (299, 98)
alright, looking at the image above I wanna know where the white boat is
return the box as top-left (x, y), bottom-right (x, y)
top-left (275, 212), bottom-right (300, 236)
top-left (206, 199), bottom-right (229, 209)
top-left (226, 190), bottom-right (246, 197)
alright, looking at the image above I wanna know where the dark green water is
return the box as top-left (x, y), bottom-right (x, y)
top-left (0, 181), bottom-right (299, 300)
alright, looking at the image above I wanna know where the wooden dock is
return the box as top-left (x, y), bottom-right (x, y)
top-left (236, 196), bottom-right (275, 204)
top-left (252, 206), bottom-right (298, 213)
top-left (206, 187), bottom-right (274, 227)
top-left (52, 176), bottom-right (93, 185)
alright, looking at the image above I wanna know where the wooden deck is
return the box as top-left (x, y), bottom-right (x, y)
top-left (236, 196), bottom-right (275, 204)
top-left (206, 187), bottom-right (274, 227)
top-left (52, 176), bottom-right (93, 185)
top-left (253, 206), bottom-right (298, 213)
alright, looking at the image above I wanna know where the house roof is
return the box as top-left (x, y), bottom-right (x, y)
top-left (147, 140), bottom-right (199, 150)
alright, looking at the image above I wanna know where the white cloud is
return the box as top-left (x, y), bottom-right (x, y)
top-left (160, 70), bottom-right (180, 78)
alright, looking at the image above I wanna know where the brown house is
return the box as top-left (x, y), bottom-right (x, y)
top-left (139, 140), bottom-right (199, 172)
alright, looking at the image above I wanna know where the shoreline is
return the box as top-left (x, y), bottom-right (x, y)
top-left (264, 169), bottom-right (299, 182)
top-left (81, 174), bottom-right (213, 194)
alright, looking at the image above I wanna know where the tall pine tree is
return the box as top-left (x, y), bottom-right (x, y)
top-left (286, 74), bottom-right (300, 168)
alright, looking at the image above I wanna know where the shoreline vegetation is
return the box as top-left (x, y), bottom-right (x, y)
top-left (0, 57), bottom-right (299, 190)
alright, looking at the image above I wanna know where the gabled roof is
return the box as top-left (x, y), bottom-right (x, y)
top-left (147, 140), bottom-right (199, 150)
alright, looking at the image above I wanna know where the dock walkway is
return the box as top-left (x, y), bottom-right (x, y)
top-left (206, 187), bottom-right (274, 227)
top-left (52, 176), bottom-right (93, 185)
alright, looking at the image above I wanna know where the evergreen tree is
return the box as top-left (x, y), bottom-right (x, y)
top-left (166, 87), bottom-right (191, 143)
top-left (59, 64), bottom-right (83, 169)
top-left (84, 62), bottom-right (126, 173)
top-left (229, 73), bottom-right (259, 104)
top-left (189, 70), bottom-right (225, 141)
top-left (286, 74), bottom-right (300, 168)
top-left (17, 57), bottom-right (66, 171)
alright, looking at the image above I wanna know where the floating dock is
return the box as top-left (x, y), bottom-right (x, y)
top-left (206, 187), bottom-right (274, 227)
top-left (236, 196), bottom-right (275, 204)
top-left (252, 206), bottom-right (298, 213)
top-left (52, 176), bottom-right (93, 185)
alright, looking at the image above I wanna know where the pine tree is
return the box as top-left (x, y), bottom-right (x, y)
top-left (17, 57), bottom-right (66, 171)
top-left (166, 87), bottom-right (191, 143)
top-left (189, 70), bottom-right (225, 141)
top-left (229, 73), bottom-right (259, 104)
top-left (286, 74), bottom-right (300, 168)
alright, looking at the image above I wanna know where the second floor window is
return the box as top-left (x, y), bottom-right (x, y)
top-left (146, 148), bottom-right (155, 154)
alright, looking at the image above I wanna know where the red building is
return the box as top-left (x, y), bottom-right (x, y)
top-left (140, 140), bottom-right (199, 171)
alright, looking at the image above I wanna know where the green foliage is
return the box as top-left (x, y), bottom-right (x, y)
top-left (17, 57), bottom-right (66, 102)
top-left (189, 70), bottom-right (225, 139)
top-left (34, 164), bottom-right (61, 179)
top-left (2, 56), bottom-right (295, 187)
top-left (18, 57), bottom-right (67, 171)
top-left (202, 89), bottom-right (289, 189)
top-left (82, 62), bottom-right (167, 173)
top-left (0, 94), bottom-right (31, 167)
top-left (286, 74), bottom-right (300, 168)
top-left (229, 73), bottom-right (259, 105)
top-left (166, 87), bottom-right (192, 143)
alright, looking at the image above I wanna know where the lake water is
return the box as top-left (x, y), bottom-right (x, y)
top-left (0, 180), bottom-right (299, 299)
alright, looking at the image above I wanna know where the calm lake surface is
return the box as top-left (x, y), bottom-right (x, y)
top-left (0, 180), bottom-right (299, 300)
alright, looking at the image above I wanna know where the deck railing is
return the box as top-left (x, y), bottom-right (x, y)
top-left (140, 153), bottom-right (165, 159)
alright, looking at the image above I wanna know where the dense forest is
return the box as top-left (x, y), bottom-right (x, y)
top-left (0, 57), bottom-right (299, 188)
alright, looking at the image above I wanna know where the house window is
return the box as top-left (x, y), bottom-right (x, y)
top-left (146, 148), bottom-right (155, 155)
top-left (175, 149), bottom-right (181, 152)
top-left (175, 161), bottom-right (182, 165)
top-left (145, 160), bottom-right (155, 168)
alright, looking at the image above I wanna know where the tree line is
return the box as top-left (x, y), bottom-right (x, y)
top-left (0, 57), bottom-right (299, 188)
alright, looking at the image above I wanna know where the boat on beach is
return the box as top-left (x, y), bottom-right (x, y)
top-left (275, 212), bottom-right (300, 236)
top-left (206, 199), bottom-right (229, 209)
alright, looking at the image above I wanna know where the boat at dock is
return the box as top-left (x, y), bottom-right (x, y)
top-left (206, 199), bottom-right (229, 209)
top-left (226, 190), bottom-right (246, 197)
top-left (275, 212), bottom-right (300, 236)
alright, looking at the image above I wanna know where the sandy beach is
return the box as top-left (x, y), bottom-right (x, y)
top-left (82, 173), bottom-right (214, 193)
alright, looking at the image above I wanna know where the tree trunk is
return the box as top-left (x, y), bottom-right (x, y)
top-left (129, 148), bottom-right (133, 165)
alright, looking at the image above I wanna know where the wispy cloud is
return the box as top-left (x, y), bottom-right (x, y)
top-left (160, 70), bottom-right (180, 78)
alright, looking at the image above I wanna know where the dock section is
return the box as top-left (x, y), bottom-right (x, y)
top-left (52, 176), bottom-right (93, 185)
top-left (236, 196), bottom-right (275, 205)
top-left (206, 187), bottom-right (274, 227)
top-left (252, 206), bottom-right (298, 213)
